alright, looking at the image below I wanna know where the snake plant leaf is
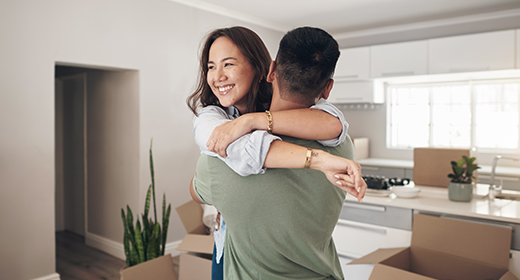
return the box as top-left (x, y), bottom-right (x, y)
top-left (144, 184), bottom-right (152, 220)
top-left (162, 202), bottom-right (171, 256)
top-left (134, 220), bottom-right (145, 263)
top-left (149, 139), bottom-right (157, 223)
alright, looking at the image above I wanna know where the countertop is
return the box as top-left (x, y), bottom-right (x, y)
top-left (358, 158), bottom-right (520, 177)
top-left (349, 184), bottom-right (520, 224)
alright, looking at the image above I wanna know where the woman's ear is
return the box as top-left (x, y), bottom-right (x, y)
top-left (267, 61), bottom-right (276, 83)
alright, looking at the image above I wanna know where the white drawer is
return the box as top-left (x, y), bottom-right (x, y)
top-left (332, 219), bottom-right (412, 259)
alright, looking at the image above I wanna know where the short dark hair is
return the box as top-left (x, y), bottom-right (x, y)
top-left (187, 26), bottom-right (272, 115)
top-left (274, 27), bottom-right (340, 105)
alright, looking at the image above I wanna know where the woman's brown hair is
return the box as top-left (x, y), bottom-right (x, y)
top-left (187, 26), bottom-right (272, 115)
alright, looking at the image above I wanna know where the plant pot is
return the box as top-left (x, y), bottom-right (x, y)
top-left (120, 254), bottom-right (177, 280)
top-left (448, 182), bottom-right (473, 202)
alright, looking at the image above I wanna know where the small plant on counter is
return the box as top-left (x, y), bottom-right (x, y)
top-left (121, 139), bottom-right (171, 267)
top-left (448, 155), bottom-right (480, 183)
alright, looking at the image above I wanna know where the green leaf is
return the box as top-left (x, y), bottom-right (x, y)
top-left (135, 220), bottom-right (145, 263)
top-left (150, 139), bottom-right (157, 223)
top-left (162, 203), bottom-right (171, 256)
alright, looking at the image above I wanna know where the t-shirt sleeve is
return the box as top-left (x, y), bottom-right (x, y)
top-left (192, 155), bottom-right (213, 205)
top-left (311, 100), bottom-right (349, 147)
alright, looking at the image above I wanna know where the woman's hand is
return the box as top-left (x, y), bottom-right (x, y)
top-left (207, 114), bottom-right (259, 157)
top-left (310, 150), bottom-right (366, 202)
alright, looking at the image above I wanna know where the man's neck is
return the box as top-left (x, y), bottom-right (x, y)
top-left (269, 87), bottom-right (310, 112)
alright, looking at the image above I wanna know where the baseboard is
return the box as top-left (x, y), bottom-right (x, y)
top-left (85, 231), bottom-right (183, 260)
top-left (31, 273), bottom-right (60, 280)
top-left (85, 232), bottom-right (126, 260)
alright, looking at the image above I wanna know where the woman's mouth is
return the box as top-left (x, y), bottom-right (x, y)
top-left (218, 85), bottom-right (234, 95)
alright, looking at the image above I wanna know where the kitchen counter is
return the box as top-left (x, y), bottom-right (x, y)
top-left (349, 184), bottom-right (520, 224)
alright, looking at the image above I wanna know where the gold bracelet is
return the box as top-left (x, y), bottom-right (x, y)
top-left (304, 148), bottom-right (312, 169)
top-left (265, 110), bottom-right (273, 134)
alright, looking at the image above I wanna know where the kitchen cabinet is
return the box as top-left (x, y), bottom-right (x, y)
top-left (477, 174), bottom-right (520, 191)
top-left (517, 29), bottom-right (520, 69)
top-left (332, 201), bottom-right (412, 259)
top-left (370, 40), bottom-right (428, 78)
top-left (428, 30), bottom-right (516, 74)
top-left (329, 47), bottom-right (382, 104)
top-left (335, 47), bottom-right (370, 81)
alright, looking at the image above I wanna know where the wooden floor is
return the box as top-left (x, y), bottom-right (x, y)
top-left (56, 231), bottom-right (180, 280)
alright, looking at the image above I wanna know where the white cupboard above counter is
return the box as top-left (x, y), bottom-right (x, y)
top-left (428, 29), bottom-right (516, 74)
top-left (370, 40), bottom-right (428, 78)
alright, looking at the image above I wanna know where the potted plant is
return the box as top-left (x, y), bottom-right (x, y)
top-left (447, 155), bottom-right (480, 202)
top-left (120, 140), bottom-right (176, 280)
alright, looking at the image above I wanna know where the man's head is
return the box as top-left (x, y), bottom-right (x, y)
top-left (271, 27), bottom-right (340, 106)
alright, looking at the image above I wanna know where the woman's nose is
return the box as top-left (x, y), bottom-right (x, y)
top-left (215, 68), bottom-right (226, 82)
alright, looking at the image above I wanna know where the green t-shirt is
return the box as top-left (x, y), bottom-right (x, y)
top-left (193, 136), bottom-right (354, 280)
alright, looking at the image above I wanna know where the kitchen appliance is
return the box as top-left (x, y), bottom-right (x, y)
top-left (363, 176), bottom-right (411, 190)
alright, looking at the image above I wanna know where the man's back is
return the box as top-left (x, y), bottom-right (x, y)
top-left (193, 136), bottom-right (354, 279)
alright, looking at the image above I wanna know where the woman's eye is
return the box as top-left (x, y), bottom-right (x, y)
top-left (208, 65), bottom-right (215, 70)
top-left (225, 63), bottom-right (233, 67)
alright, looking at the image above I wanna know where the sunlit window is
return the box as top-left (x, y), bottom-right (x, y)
top-left (388, 79), bottom-right (520, 151)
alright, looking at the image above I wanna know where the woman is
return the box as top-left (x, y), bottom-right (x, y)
top-left (187, 26), bottom-right (364, 279)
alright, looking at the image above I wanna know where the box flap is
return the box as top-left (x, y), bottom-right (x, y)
top-left (177, 234), bottom-right (214, 254)
top-left (500, 271), bottom-right (520, 280)
top-left (179, 253), bottom-right (212, 280)
top-left (412, 214), bottom-right (511, 269)
top-left (349, 247), bottom-right (408, 265)
top-left (369, 264), bottom-right (436, 280)
top-left (120, 254), bottom-right (178, 280)
top-left (176, 200), bottom-right (207, 235)
top-left (413, 148), bottom-right (471, 187)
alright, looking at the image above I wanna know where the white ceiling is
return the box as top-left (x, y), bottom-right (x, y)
top-left (171, 0), bottom-right (520, 36)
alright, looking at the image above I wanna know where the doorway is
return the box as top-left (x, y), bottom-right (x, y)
top-left (54, 65), bottom-right (140, 272)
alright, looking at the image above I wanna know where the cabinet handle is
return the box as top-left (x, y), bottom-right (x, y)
top-left (343, 202), bottom-right (386, 212)
top-left (335, 75), bottom-right (359, 80)
top-left (337, 219), bottom-right (387, 234)
top-left (381, 71), bottom-right (414, 77)
top-left (449, 66), bottom-right (489, 73)
top-left (334, 97), bottom-right (364, 101)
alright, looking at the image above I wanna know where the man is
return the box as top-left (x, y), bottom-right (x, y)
top-left (191, 27), bottom-right (361, 279)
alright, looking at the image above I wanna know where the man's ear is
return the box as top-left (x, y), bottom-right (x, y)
top-left (267, 61), bottom-right (276, 83)
top-left (318, 79), bottom-right (334, 100)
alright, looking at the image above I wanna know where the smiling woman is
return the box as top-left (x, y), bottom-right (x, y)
top-left (206, 36), bottom-right (255, 112)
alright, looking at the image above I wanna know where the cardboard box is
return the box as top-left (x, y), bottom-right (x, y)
top-left (120, 254), bottom-right (178, 280)
top-left (175, 200), bottom-right (214, 280)
top-left (349, 214), bottom-right (519, 280)
top-left (354, 137), bottom-right (369, 160)
top-left (413, 148), bottom-right (475, 187)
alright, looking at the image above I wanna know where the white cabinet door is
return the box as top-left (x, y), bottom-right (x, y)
top-left (332, 219), bottom-right (412, 259)
top-left (517, 29), bottom-right (520, 69)
top-left (428, 30), bottom-right (516, 74)
top-left (335, 47), bottom-right (370, 81)
top-left (370, 40), bottom-right (427, 78)
top-left (328, 80), bottom-right (381, 104)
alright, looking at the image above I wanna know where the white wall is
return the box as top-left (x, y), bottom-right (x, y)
top-left (0, 0), bottom-right (283, 279)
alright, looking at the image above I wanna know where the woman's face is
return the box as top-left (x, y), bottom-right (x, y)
top-left (207, 36), bottom-right (255, 113)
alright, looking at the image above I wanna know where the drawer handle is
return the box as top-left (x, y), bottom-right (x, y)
top-left (449, 66), bottom-right (489, 73)
top-left (381, 71), bottom-right (414, 77)
top-left (337, 220), bottom-right (387, 234)
top-left (344, 202), bottom-right (386, 212)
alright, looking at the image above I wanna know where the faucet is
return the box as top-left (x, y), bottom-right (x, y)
top-left (488, 155), bottom-right (519, 199)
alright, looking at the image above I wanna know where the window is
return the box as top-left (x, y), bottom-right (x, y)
top-left (387, 79), bottom-right (520, 151)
